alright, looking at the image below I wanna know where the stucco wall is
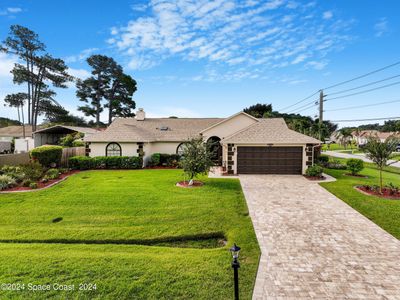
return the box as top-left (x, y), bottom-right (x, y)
top-left (88, 142), bottom-right (139, 157)
top-left (202, 113), bottom-right (257, 141)
top-left (143, 142), bottom-right (181, 165)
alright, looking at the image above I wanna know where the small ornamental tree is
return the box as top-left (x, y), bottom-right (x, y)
top-left (346, 158), bottom-right (364, 175)
top-left (364, 136), bottom-right (399, 193)
top-left (179, 137), bottom-right (214, 184)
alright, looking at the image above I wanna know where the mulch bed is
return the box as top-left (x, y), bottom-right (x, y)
top-left (355, 185), bottom-right (400, 200)
top-left (176, 180), bottom-right (204, 188)
top-left (1, 170), bottom-right (80, 193)
top-left (145, 166), bottom-right (179, 169)
top-left (345, 173), bottom-right (368, 178)
top-left (304, 175), bottom-right (326, 181)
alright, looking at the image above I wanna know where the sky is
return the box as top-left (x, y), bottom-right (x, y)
top-left (0, 0), bottom-right (399, 127)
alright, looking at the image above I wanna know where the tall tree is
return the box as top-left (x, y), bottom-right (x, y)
top-left (77, 55), bottom-right (137, 126)
top-left (244, 103), bottom-right (272, 118)
top-left (4, 93), bottom-right (27, 137)
top-left (1, 25), bottom-right (45, 125)
top-left (1, 25), bottom-right (71, 131)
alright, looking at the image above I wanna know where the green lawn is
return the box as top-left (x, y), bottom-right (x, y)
top-left (321, 166), bottom-right (400, 240)
top-left (0, 170), bottom-right (260, 299)
top-left (322, 143), bottom-right (357, 151)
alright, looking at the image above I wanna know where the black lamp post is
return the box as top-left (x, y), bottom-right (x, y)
top-left (230, 243), bottom-right (241, 300)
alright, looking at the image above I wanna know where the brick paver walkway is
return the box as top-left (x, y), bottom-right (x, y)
top-left (240, 175), bottom-right (400, 299)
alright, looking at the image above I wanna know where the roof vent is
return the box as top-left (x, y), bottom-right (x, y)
top-left (160, 126), bottom-right (169, 131)
top-left (136, 108), bottom-right (145, 121)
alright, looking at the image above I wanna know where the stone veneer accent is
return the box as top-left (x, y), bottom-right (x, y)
top-left (305, 144), bottom-right (314, 166)
top-left (227, 143), bottom-right (235, 174)
top-left (85, 142), bottom-right (91, 157)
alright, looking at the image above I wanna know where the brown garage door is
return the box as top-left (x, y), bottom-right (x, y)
top-left (237, 146), bottom-right (303, 174)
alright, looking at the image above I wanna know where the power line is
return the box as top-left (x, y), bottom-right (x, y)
top-left (285, 99), bottom-right (318, 113)
top-left (331, 117), bottom-right (400, 122)
top-left (292, 102), bottom-right (318, 114)
top-left (277, 91), bottom-right (319, 112)
top-left (325, 99), bottom-right (400, 112)
top-left (323, 60), bottom-right (400, 90)
top-left (327, 74), bottom-right (400, 96)
top-left (325, 80), bottom-right (400, 101)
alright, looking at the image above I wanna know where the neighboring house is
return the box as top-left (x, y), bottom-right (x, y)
top-left (0, 125), bottom-right (36, 153)
top-left (352, 130), bottom-right (399, 146)
top-left (85, 109), bottom-right (320, 175)
top-left (33, 125), bottom-right (99, 147)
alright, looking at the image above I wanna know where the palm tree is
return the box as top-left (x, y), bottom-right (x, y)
top-left (364, 136), bottom-right (399, 193)
top-left (335, 128), bottom-right (353, 149)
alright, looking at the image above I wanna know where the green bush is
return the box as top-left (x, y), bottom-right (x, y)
top-left (305, 165), bottom-right (323, 177)
top-left (150, 153), bottom-right (181, 167)
top-left (0, 174), bottom-right (16, 190)
top-left (1, 165), bottom-right (25, 182)
top-left (22, 179), bottom-right (33, 187)
top-left (346, 158), bottom-right (364, 175)
top-left (150, 153), bottom-right (161, 166)
top-left (30, 145), bottom-right (63, 167)
top-left (326, 159), bottom-right (347, 170)
top-left (69, 156), bottom-right (142, 170)
top-left (29, 182), bottom-right (38, 189)
top-left (72, 140), bottom-right (85, 147)
top-left (317, 155), bottom-right (329, 166)
top-left (69, 156), bottom-right (93, 170)
top-left (45, 168), bottom-right (60, 180)
top-left (21, 162), bottom-right (44, 181)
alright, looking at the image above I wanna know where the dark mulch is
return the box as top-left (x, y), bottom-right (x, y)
top-left (176, 180), bottom-right (204, 188)
top-left (2, 170), bottom-right (80, 192)
top-left (356, 185), bottom-right (400, 200)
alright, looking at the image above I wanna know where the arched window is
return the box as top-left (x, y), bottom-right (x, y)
top-left (176, 143), bottom-right (185, 156)
top-left (106, 142), bottom-right (122, 156)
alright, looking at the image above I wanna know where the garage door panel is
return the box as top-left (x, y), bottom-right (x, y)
top-left (237, 146), bottom-right (303, 174)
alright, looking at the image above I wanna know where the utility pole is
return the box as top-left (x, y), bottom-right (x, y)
top-left (319, 90), bottom-right (324, 141)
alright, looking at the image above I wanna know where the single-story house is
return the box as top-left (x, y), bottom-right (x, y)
top-left (85, 109), bottom-right (320, 175)
top-left (352, 130), bottom-right (400, 146)
top-left (33, 125), bottom-right (99, 147)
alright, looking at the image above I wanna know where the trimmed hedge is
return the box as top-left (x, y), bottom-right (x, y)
top-left (30, 145), bottom-right (63, 167)
top-left (150, 153), bottom-right (181, 167)
top-left (69, 156), bottom-right (143, 170)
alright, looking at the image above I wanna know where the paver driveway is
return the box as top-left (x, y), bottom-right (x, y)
top-left (240, 175), bottom-right (400, 300)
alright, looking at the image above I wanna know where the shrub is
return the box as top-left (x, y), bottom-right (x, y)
top-left (1, 165), bottom-right (25, 182)
top-left (326, 159), bottom-right (347, 170)
top-left (21, 162), bottom-right (44, 181)
top-left (179, 138), bottom-right (214, 180)
top-left (305, 165), bottom-right (323, 177)
top-left (69, 156), bottom-right (93, 170)
top-left (59, 132), bottom-right (84, 147)
top-left (0, 174), bottom-right (16, 190)
top-left (29, 182), bottom-right (38, 189)
top-left (30, 145), bottom-right (63, 167)
top-left (45, 168), bottom-right (60, 180)
top-left (22, 179), bottom-right (33, 187)
top-left (72, 140), bottom-right (85, 147)
top-left (346, 159), bottom-right (364, 175)
top-left (150, 153), bottom-right (161, 166)
top-left (69, 156), bottom-right (142, 170)
top-left (317, 155), bottom-right (329, 166)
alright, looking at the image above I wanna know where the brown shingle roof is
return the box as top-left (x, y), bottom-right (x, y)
top-left (223, 118), bottom-right (321, 144)
top-left (84, 117), bottom-right (224, 142)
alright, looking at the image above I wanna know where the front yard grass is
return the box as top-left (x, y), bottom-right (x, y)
top-left (321, 166), bottom-right (400, 239)
top-left (0, 170), bottom-right (260, 299)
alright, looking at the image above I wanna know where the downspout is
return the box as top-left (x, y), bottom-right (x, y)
top-left (311, 144), bottom-right (320, 166)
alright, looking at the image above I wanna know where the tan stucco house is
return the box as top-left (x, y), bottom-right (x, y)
top-left (84, 109), bottom-right (321, 175)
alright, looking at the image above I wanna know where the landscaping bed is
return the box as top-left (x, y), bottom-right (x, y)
top-left (356, 185), bottom-right (400, 200)
top-left (176, 180), bottom-right (204, 187)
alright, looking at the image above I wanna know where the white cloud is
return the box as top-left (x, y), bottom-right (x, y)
top-left (68, 68), bottom-right (90, 79)
top-left (0, 53), bottom-right (18, 78)
top-left (323, 11), bottom-right (333, 20)
top-left (109, 0), bottom-right (353, 80)
top-left (131, 3), bottom-right (148, 12)
top-left (0, 7), bottom-right (22, 16)
top-left (374, 18), bottom-right (388, 37)
top-left (64, 48), bottom-right (99, 63)
top-left (306, 60), bottom-right (328, 70)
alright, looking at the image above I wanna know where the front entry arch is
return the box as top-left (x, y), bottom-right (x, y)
top-left (207, 136), bottom-right (222, 166)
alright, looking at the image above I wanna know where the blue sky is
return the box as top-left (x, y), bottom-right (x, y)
top-left (0, 0), bottom-right (399, 127)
